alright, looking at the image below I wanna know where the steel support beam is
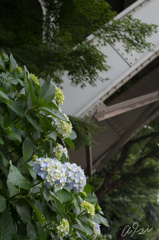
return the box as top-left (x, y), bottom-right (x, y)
top-left (94, 91), bottom-right (159, 121)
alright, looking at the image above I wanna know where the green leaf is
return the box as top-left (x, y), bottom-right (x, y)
top-left (22, 137), bottom-right (33, 162)
top-left (72, 224), bottom-right (85, 234)
top-left (7, 128), bottom-right (22, 142)
top-left (27, 222), bottom-right (36, 237)
top-left (0, 56), bottom-right (5, 71)
top-left (6, 100), bottom-right (25, 117)
top-left (93, 213), bottom-right (109, 227)
top-left (85, 193), bottom-right (98, 205)
top-left (39, 107), bottom-right (67, 121)
top-left (84, 184), bottom-right (92, 194)
top-left (9, 54), bottom-right (16, 73)
top-left (76, 218), bottom-right (93, 235)
top-left (64, 137), bottom-right (75, 150)
top-left (26, 199), bottom-right (45, 227)
top-left (2, 113), bottom-right (10, 129)
top-left (73, 196), bottom-right (81, 216)
top-left (47, 131), bottom-right (57, 141)
top-left (0, 210), bottom-right (14, 240)
top-left (26, 115), bottom-right (43, 132)
top-left (16, 204), bottom-right (31, 222)
top-left (55, 189), bottom-right (72, 203)
top-left (40, 81), bottom-right (55, 103)
top-left (26, 77), bottom-right (37, 105)
top-left (50, 192), bottom-right (66, 213)
top-left (0, 196), bottom-right (6, 212)
top-left (42, 185), bottom-right (51, 202)
top-left (7, 171), bottom-right (31, 189)
top-left (0, 137), bottom-right (4, 144)
top-left (0, 90), bottom-right (11, 103)
top-left (69, 130), bottom-right (77, 140)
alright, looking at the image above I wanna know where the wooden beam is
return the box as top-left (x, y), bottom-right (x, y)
top-left (94, 91), bottom-right (159, 121)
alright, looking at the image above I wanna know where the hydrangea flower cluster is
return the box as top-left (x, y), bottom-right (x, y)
top-left (53, 143), bottom-right (68, 160)
top-left (54, 87), bottom-right (64, 105)
top-left (33, 157), bottom-right (67, 191)
top-left (57, 218), bottom-right (69, 237)
top-left (90, 221), bottom-right (101, 239)
top-left (29, 73), bottom-right (39, 85)
top-left (33, 158), bottom-right (86, 193)
top-left (63, 162), bottom-right (86, 194)
top-left (52, 113), bottom-right (72, 138)
top-left (81, 201), bottom-right (95, 217)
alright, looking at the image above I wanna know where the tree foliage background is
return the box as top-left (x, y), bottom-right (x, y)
top-left (0, 0), bottom-right (157, 87)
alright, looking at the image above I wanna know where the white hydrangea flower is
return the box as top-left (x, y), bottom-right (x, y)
top-left (57, 218), bottom-right (70, 237)
top-left (90, 221), bottom-right (101, 239)
top-left (53, 143), bottom-right (68, 161)
top-left (33, 157), bottom-right (67, 192)
top-left (63, 162), bottom-right (86, 194)
top-left (52, 113), bottom-right (72, 139)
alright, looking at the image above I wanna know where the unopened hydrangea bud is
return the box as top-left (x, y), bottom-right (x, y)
top-left (81, 192), bottom-right (87, 198)
top-left (57, 218), bottom-right (69, 237)
top-left (81, 201), bottom-right (95, 217)
top-left (53, 143), bottom-right (68, 161)
top-left (29, 73), bottom-right (39, 85)
top-left (96, 204), bottom-right (102, 212)
top-left (54, 87), bottom-right (64, 105)
top-left (90, 221), bottom-right (101, 239)
top-left (3, 54), bottom-right (6, 60)
top-left (17, 66), bottom-right (22, 74)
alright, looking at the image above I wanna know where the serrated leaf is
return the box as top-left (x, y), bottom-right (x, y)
top-left (0, 196), bottom-right (6, 212)
top-left (64, 137), bottom-right (75, 150)
top-left (0, 210), bottom-right (14, 240)
top-left (55, 189), bottom-right (72, 203)
top-left (9, 54), bottom-right (16, 73)
top-left (7, 171), bottom-right (31, 189)
top-left (93, 213), bottom-right (109, 227)
top-left (22, 137), bottom-right (33, 162)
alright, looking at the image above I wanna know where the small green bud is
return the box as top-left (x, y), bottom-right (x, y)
top-left (81, 192), bottom-right (87, 198)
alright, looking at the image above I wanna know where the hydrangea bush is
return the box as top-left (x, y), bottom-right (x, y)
top-left (0, 52), bottom-right (109, 239)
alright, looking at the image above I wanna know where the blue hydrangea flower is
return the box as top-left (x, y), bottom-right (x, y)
top-left (33, 157), bottom-right (67, 192)
top-left (63, 162), bottom-right (86, 193)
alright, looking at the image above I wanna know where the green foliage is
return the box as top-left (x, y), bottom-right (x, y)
top-left (0, 52), bottom-right (108, 239)
top-left (90, 116), bottom-right (159, 239)
top-left (0, 0), bottom-right (157, 87)
top-left (69, 116), bottom-right (103, 149)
